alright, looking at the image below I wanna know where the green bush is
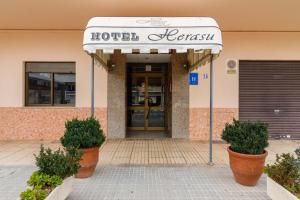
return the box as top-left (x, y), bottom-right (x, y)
top-left (60, 117), bottom-right (105, 149)
top-left (35, 146), bottom-right (82, 179)
top-left (20, 171), bottom-right (62, 200)
top-left (20, 187), bottom-right (48, 200)
top-left (27, 171), bottom-right (62, 189)
top-left (264, 148), bottom-right (300, 198)
top-left (20, 145), bottom-right (81, 200)
top-left (221, 119), bottom-right (269, 154)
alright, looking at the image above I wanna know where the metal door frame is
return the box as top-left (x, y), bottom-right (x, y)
top-left (127, 72), bottom-right (166, 131)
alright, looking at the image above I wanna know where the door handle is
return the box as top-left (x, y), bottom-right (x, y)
top-left (146, 108), bottom-right (150, 119)
top-left (146, 97), bottom-right (152, 119)
top-left (274, 109), bottom-right (280, 114)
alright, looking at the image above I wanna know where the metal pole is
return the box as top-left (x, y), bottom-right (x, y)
top-left (208, 54), bottom-right (214, 166)
top-left (91, 54), bottom-right (95, 117)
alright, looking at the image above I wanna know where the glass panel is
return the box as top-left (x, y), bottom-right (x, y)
top-left (26, 62), bottom-right (75, 73)
top-left (54, 74), bottom-right (76, 105)
top-left (147, 77), bottom-right (162, 107)
top-left (128, 76), bottom-right (145, 106)
top-left (129, 65), bottom-right (145, 72)
top-left (147, 77), bottom-right (164, 127)
top-left (150, 65), bottom-right (164, 72)
top-left (128, 110), bottom-right (145, 127)
top-left (128, 64), bottom-right (164, 73)
top-left (148, 110), bottom-right (165, 127)
top-left (28, 73), bottom-right (51, 104)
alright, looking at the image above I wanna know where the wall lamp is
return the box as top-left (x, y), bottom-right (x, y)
top-left (107, 60), bottom-right (116, 71)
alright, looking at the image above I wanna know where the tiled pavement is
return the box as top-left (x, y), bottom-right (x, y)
top-left (0, 166), bottom-right (37, 200)
top-left (1, 165), bottom-right (270, 200)
top-left (0, 139), bottom-right (299, 200)
top-left (101, 140), bottom-right (229, 165)
top-left (0, 139), bottom-right (299, 166)
top-left (100, 139), bottom-right (300, 165)
top-left (68, 165), bottom-right (270, 200)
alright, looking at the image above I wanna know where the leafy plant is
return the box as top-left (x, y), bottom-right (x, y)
top-left (20, 171), bottom-right (62, 200)
top-left (35, 145), bottom-right (82, 179)
top-left (264, 148), bottom-right (300, 197)
top-left (20, 187), bottom-right (48, 200)
top-left (60, 117), bottom-right (105, 149)
top-left (20, 145), bottom-right (81, 200)
top-left (221, 119), bottom-right (269, 154)
top-left (27, 171), bottom-right (62, 189)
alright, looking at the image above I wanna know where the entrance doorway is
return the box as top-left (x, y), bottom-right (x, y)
top-left (127, 63), bottom-right (169, 137)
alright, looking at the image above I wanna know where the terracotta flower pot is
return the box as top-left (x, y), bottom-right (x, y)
top-left (227, 146), bottom-right (268, 186)
top-left (75, 147), bottom-right (99, 178)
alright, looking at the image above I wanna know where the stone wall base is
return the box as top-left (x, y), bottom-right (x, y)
top-left (0, 107), bottom-right (237, 141)
top-left (0, 107), bottom-right (107, 140)
top-left (189, 108), bottom-right (238, 141)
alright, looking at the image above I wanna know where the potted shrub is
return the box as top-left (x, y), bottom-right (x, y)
top-left (60, 117), bottom-right (105, 178)
top-left (264, 148), bottom-right (300, 200)
top-left (221, 119), bottom-right (269, 186)
top-left (20, 146), bottom-right (81, 200)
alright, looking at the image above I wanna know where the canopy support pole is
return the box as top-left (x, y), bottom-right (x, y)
top-left (208, 54), bottom-right (214, 166)
top-left (90, 54), bottom-right (95, 117)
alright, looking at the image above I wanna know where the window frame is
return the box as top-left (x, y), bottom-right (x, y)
top-left (25, 62), bottom-right (76, 107)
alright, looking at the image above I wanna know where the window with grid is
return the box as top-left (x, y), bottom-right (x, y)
top-left (25, 62), bottom-right (76, 106)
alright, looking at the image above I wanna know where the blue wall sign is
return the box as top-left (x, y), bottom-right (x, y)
top-left (189, 73), bottom-right (198, 85)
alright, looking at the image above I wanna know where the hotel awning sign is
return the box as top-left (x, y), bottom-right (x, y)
top-left (83, 17), bottom-right (222, 54)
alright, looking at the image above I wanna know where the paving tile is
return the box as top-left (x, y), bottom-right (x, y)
top-left (0, 166), bottom-right (36, 200)
top-left (66, 165), bottom-right (270, 200)
top-left (0, 141), bottom-right (295, 199)
top-left (0, 139), bottom-right (299, 166)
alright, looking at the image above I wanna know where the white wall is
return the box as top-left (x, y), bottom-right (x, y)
top-left (190, 32), bottom-right (300, 108)
top-left (0, 30), bottom-right (107, 107)
top-left (1, 31), bottom-right (300, 109)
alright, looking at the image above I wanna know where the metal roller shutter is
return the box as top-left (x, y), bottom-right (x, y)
top-left (239, 61), bottom-right (300, 139)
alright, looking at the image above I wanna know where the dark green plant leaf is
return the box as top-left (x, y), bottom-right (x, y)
top-left (60, 117), bottom-right (106, 149)
top-left (221, 119), bottom-right (269, 154)
top-left (34, 145), bottom-right (82, 179)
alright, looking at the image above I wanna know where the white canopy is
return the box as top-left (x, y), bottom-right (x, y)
top-left (83, 17), bottom-right (222, 54)
top-left (84, 17), bottom-right (219, 164)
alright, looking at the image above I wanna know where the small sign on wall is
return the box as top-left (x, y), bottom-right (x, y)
top-left (189, 73), bottom-right (198, 85)
top-left (145, 65), bottom-right (152, 71)
top-left (226, 59), bottom-right (238, 74)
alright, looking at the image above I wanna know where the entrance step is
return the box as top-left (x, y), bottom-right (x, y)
top-left (126, 131), bottom-right (168, 139)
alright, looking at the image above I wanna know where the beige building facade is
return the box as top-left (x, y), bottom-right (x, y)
top-left (1, 1), bottom-right (300, 140)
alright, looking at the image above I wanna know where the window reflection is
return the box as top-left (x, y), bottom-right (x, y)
top-left (127, 110), bottom-right (145, 127)
top-left (28, 73), bottom-right (51, 104)
top-left (148, 77), bottom-right (162, 107)
top-left (54, 74), bottom-right (75, 105)
top-left (26, 62), bottom-right (76, 106)
top-left (148, 110), bottom-right (165, 127)
top-left (129, 77), bottom-right (145, 106)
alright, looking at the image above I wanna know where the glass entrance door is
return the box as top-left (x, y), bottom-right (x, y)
top-left (127, 73), bottom-right (165, 131)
